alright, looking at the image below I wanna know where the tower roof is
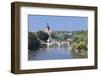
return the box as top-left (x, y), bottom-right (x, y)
top-left (47, 23), bottom-right (50, 31)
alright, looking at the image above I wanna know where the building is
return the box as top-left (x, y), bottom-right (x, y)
top-left (43, 23), bottom-right (52, 43)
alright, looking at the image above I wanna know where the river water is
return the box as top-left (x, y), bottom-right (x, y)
top-left (28, 46), bottom-right (86, 60)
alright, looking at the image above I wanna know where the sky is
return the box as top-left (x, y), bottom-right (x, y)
top-left (28, 15), bottom-right (88, 32)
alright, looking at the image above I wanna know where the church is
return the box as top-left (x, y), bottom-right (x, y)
top-left (43, 23), bottom-right (52, 43)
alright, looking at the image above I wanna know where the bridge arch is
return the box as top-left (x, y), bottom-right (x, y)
top-left (50, 42), bottom-right (60, 46)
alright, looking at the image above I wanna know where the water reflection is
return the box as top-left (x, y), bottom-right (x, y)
top-left (28, 46), bottom-right (86, 60)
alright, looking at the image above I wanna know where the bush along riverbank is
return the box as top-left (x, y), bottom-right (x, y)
top-left (28, 31), bottom-right (49, 51)
top-left (69, 31), bottom-right (88, 57)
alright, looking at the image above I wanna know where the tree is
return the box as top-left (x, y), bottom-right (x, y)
top-left (70, 31), bottom-right (88, 52)
top-left (28, 32), bottom-right (40, 50)
top-left (37, 31), bottom-right (49, 42)
top-left (51, 32), bottom-right (57, 39)
top-left (64, 33), bottom-right (68, 41)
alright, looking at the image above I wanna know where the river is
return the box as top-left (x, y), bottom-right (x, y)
top-left (28, 46), bottom-right (86, 60)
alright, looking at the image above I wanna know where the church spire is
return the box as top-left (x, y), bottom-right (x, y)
top-left (47, 23), bottom-right (50, 31)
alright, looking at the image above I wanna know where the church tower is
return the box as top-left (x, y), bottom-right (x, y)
top-left (44, 23), bottom-right (52, 42)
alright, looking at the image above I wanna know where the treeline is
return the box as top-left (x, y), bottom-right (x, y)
top-left (69, 31), bottom-right (88, 56)
top-left (28, 31), bottom-right (71, 50)
top-left (28, 31), bottom-right (49, 50)
top-left (51, 31), bottom-right (71, 41)
top-left (28, 30), bottom-right (88, 56)
top-left (28, 32), bottom-right (40, 50)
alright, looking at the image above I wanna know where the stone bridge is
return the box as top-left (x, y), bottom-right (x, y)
top-left (41, 41), bottom-right (70, 47)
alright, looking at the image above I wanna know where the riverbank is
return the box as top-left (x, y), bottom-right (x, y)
top-left (69, 45), bottom-right (88, 58)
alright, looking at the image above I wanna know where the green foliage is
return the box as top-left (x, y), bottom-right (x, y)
top-left (37, 31), bottom-right (49, 42)
top-left (28, 32), bottom-right (40, 50)
top-left (64, 33), bottom-right (69, 40)
top-left (51, 31), bottom-right (70, 41)
top-left (70, 31), bottom-right (88, 51)
top-left (51, 32), bottom-right (57, 39)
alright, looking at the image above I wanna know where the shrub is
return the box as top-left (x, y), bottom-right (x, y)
top-left (37, 31), bottom-right (49, 42)
top-left (28, 32), bottom-right (40, 50)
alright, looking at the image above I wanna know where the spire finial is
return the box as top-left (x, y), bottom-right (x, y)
top-left (47, 23), bottom-right (50, 31)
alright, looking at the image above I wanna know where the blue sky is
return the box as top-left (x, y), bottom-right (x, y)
top-left (28, 15), bottom-right (88, 32)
